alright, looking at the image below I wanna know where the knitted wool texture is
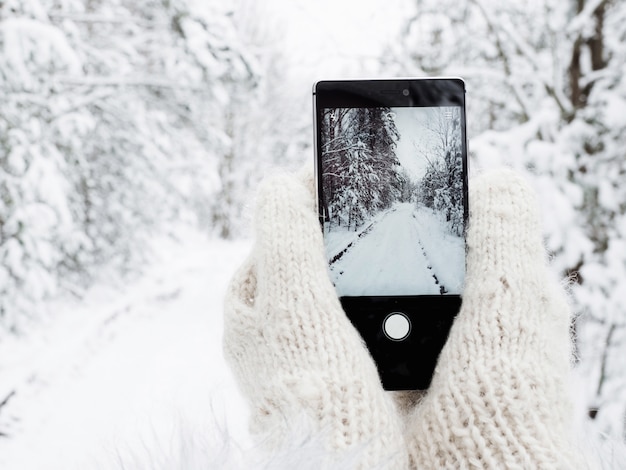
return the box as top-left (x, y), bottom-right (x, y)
top-left (223, 169), bottom-right (586, 469)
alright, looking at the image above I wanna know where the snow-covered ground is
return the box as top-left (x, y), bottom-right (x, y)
top-left (412, 206), bottom-right (465, 293)
top-left (0, 235), bottom-right (252, 470)
top-left (326, 202), bottom-right (464, 296)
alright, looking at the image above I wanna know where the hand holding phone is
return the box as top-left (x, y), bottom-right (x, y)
top-left (223, 165), bottom-right (580, 468)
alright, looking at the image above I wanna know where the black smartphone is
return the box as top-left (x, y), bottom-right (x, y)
top-left (313, 78), bottom-right (468, 390)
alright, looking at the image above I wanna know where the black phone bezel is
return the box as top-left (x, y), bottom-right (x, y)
top-left (313, 78), bottom-right (468, 390)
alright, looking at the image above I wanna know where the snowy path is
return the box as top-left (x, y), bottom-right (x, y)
top-left (0, 236), bottom-right (252, 470)
top-left (328, 202), bottom-right (464, 296)
top-left (329, 202), bottom-right (440, 296)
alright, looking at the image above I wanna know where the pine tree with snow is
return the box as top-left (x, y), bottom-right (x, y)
top-left (416, 107), bottom-right (463, 236)
top-left (321, 107), bottom-right (404, 232)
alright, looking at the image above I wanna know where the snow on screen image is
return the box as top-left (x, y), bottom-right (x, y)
top-left (320, 106), bottom-right (465, 297)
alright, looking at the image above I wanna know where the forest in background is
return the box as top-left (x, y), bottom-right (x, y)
top-left (381, 0), bottom-right (626, 439)
top-left (1, 0), bottom-right (625, 444)
top-left (416, 107), bottom-right (464, 237)
top-left (0, 0), bottom-right (307, 332)
top-left (320, 107), bottom-right (402, 231)
top-left (320, 106), bottom-right (464, 237)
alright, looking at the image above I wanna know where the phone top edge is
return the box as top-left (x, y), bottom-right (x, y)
top-left (313, 77), bottom-right (465, 93)
top-left (313, 78), bottom-right (465, 109)
top-left (313, 76), bottom-right (464, 81)
top-left (313, 76), bottom-right (465, 86)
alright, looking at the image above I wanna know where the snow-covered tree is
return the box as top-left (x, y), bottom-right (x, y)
top-left (0, 0), bottom-right (262, 332)
top-left (321, 107), bottom-right (403, 231)
top-left (416, 107), bottom-right (464, 236)
top-left (208, 0), bottom-right (308, 238)
top-left (385, 0), bottom-right (626, 440)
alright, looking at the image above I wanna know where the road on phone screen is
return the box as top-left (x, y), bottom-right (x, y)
top-left (327, 202), bottom-right (464, 297)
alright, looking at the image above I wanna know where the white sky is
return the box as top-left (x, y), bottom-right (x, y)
top-left (394, 106), bottom-right (461, 181)
top-left (266, 0), bottom-right (412, 78)
top-left (393, 107), bottom-right (440, 181)
top-left (255, 0), bottom-right (413, 110)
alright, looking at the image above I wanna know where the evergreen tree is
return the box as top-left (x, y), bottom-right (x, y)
top-left (417, 107), bottom-right (463, 236)
top-left (0, 0), bottom-right (260, 332)
top-left (321, 107), bottom-right (403, 231)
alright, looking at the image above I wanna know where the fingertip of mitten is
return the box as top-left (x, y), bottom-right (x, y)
top-left (471, 168), bottom-right (528, 188)
top-left (254, 172), bottom-right (320, 258)
top-left (470, 169), bottom-right (538, 220)
top-left (256, 172), bottom-right (315, 220)
top-left (252, 170), bottom-right (329, 307)
top-left (468, 169), bottom-right (543, 262)
top-left (295, 163), bottom-right (316, 197)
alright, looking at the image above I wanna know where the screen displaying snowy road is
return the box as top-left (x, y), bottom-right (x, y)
top-left (320, 106), bottom-right (465, 297)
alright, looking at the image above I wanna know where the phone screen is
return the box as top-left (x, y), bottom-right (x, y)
top-left (319, 105), bottom-right (465, 298)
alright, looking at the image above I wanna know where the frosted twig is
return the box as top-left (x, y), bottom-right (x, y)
top-left (567, 0), bottom-right (609, 36)
top-left (55, 75), bottom-right (206, 91)
top-left (48, 13), bottom-right (167, 29)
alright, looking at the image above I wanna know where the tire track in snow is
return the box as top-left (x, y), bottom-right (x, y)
top-left (329, 221), bottom-right (376, 266)
top-left (328, 207), bottom-right (397, 267)
top-left (413, 212), bottom-right (448, 295)
top-left (327, 203), bottom-right (442, 296)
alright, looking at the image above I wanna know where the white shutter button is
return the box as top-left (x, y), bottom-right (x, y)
top-left (383, 313), bottom-right (411, 341)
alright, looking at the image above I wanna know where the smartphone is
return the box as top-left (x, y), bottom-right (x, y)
top-left (313, 78), bottom-right (468, 390)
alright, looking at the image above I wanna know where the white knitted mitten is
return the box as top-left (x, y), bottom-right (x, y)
top-left (223, 170), bottom-right (408, 467)
top-left (223, 169), bottom-right (585, 469)
top-left (402, 171), bottom-right (582, 468)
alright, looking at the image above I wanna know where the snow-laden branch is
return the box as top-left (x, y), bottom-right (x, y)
top-left (579, 68), bottom-right (615, 88)
top-left (442, 66), bottom-right (506, 81)
top-left (567, 0), bottom-right (609, 37)
top-left (471, 0), bottom-right (574, 120)
top-left (48, 13), bottom-right (167, 29)
top-left (322, 135), bottom-right (347, 149)
top-left (469, 0), bottom-right (530, 121)
top-left (440, 69), bottom-right (550, 122)
top-left (3, 92), bottom-right (49, 108)
top-left (48, 90), bottom-right (117, 122)
top-left (91, 100), bottom-right (194, 202)
top-left (55, 75), bottom-right (205, 91)
top-left (498, 17), bottom-right (573, 118)
top-left (323, 144), bottom-right (361, 155)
